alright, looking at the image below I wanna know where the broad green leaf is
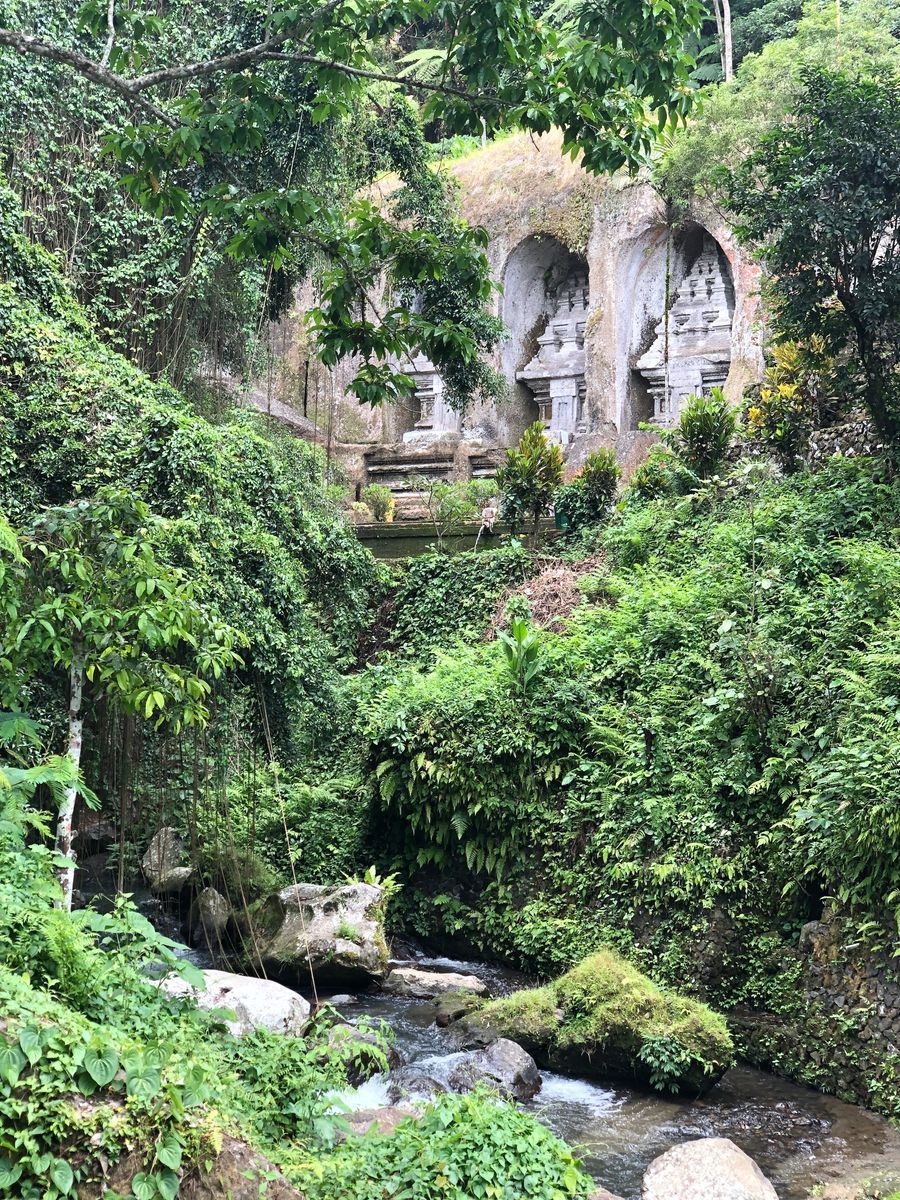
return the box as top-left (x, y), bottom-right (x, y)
top-left (84, 1044), bottom-right (119, 1086)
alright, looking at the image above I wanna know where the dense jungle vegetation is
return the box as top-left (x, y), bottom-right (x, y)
top-left (1, 0), bottom-right (900, 1196)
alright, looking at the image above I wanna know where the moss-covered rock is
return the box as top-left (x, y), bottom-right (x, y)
top-left (461, 949), bottom-right (733, 1096)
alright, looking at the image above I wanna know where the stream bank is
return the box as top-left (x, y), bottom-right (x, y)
top-left (329, 954), bottom-right (900, 1200)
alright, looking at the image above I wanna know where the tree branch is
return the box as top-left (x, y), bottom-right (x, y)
top-left (264, 51), bottom-right (508, 107)
top-left (0, 28), bottom-right (176, 126)
top-left (128, 0), bottom-right (349, 92)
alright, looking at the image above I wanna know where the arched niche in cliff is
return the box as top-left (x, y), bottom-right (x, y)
top-left (623, 223), bottom-right (736, 430)
top-left (501, 234), bottom-right (589, 443)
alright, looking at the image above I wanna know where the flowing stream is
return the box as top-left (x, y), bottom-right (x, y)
top-left (330, 954), bottom-right (900, 1200)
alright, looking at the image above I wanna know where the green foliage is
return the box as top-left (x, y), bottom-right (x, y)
top-left (497, 617), bottom-right (542, 695)
top-left (0, 184), bottom-right (377, 758)
top-left (305, 1091), bottom-right (592, 1200)
top-left (656, 0), bottom-right (900, 204)
top-left (366, 456), bottom-right (900, 1007)
top-left (624, 444), bottom-right (696, 505)
top-left (361, 484), bottom-right (395, 524)
top-left (199, 764), bottom-right (370, 893)
top-left (497, 422), bottom-right (564, 541)
top-left (553, 448), bottom-right (620, 533)
top-left (664, 388), bottom-right (737, 479)
top-left (724, 69), bottom-right (900, 441)
top-left (0, 760), bottom-right (390, 1197)
top-left (388, 544), bottom-right (531, 663)
top-left (2, 490), bottom-right (241, 730)
top-left (2, 0), bottom-right (703, 410)
top-left (743, 338), bottom-right (840, 469)
top-left (412, 476), bottom-right (495, 551)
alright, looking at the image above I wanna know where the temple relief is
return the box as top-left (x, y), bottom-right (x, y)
top-left (501, 234), bottom-right (590, 443)
top-left (628, 227), bottom-right (736, 428)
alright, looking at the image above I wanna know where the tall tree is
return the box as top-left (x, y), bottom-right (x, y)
top-left (724, 70), bottom-right (900, 442)
top-left (1, 491), bottom-right (241, 908)
top-left (0, 0), bottom-right (703, 411)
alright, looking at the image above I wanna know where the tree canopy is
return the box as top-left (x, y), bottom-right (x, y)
top-left (0, 0), bottom-right (703, 409)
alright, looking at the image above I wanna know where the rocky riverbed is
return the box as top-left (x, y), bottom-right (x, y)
top-left (327, 954), bottom-right (900, 1200)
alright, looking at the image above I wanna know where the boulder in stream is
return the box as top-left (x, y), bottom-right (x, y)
top-left (247, 882), bottom-right (389, 986)
top-left (384, 967), bottom-right (488, 999)
top-left (447, 1037), bottom-right (542, 1102)
top-left (435, 989), bottom-right (485, 1026)
top-left (142, 826), bottom-right (193, 894)
top-left (460, 949), bottom-right (733, 1096)
top-left (158, 968), bottom-right (310, 1036)
top-left (641, 1137), bottom-right (778, 1200)
top-left (187, 887), bottom-right (232, 950)
top-left (341, 1105), bottom-right (422, 1139)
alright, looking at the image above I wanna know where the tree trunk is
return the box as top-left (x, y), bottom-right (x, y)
top-left (721, 0), bottom-right (733, 80)
top-left (56, 651), bottom-right (84, 911)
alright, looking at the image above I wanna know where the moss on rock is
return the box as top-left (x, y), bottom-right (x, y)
top-left (464, 949), bottom-right (733, 1096)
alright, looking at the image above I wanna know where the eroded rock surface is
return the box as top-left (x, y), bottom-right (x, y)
top-left (158, 968), bottom-right (310, 1036)
top-left (384, 967), bottom-right (488, 999)
top-left (188, 887), bottom-right (232, 949)
top-left (142, 826), bottom-right (193, 893)
top-left (447, 1037), bottom-right (542, 1102)
top-left (250, 882), bottom-right (388, 986)
top-left (642, 1138), bottom-right (778, 1200)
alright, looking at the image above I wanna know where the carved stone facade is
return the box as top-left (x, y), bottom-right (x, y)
top-left (634, 235), bottom-right (735, 425)
top-left (269, 132), bottom-right (764, 505)
top-left (516, 270), bottom-right (589, 442)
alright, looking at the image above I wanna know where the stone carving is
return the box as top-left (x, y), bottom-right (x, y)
top-left (403, 351), bottom-right (459, 442)
top-left (516, 272), bottom-right (589, 442)
top-left (635, 236), bottom-right (734, 425)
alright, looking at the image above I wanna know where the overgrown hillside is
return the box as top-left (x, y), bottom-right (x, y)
top-left (0, 180), bottom-right (378, 847)
top-left (364, 458), bottom-right (900, 1112)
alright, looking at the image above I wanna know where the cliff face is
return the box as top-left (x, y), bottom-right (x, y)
top-left (260, 133), bottom-right (765, 498)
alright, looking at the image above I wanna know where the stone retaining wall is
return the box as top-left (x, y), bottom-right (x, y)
top-left (807, 414), bottom-right (889, 469)
top-left (732, 908), bottom-right (900, 1114)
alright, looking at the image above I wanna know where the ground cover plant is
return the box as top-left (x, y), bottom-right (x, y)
top-left (365, 453), bottom-right (900, 1110)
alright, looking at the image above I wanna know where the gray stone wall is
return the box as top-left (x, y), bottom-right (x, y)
top-left (732, 908), bottom-right (900, 1112)
top-left (808, 414), bottom-right (890, 470)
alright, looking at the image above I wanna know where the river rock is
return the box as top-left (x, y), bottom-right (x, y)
top-left (142, 826), bottom-right (193, 893)
top-left (642, 1138), bottom-right (778, 1200)
top-left (384, 967), bottom-right (488, 999)
top-left (249, 882), bottom-right (388, 986)
top-left (341, 1105), bottom-right (422, 1138)
top-left (590, 1190), bottom-right (625, 1200)
top-left (435, 990), bottom-right (485, 1026)
top-left (158, 968), bottom-right (310, 1037)
top-left (188, 887), bottom-right (232, 949)
top-left (463, 950), bottom-right (733, 1097)
top-left (447, 1037), bottom-right (542, 1101)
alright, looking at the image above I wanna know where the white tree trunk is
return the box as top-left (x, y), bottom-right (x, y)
top-left (721, 0), bottom-right (733, 80)
top-left (56, 652), bottom-right (84, 911)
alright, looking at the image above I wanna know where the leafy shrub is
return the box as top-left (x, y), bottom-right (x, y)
top-left (388, 544), bottom-right (531, 663)
top-left (744, 338), bottom-right (840, 469)
top-left (361, 484), bottom-right (395, 523)
top-left (497, 421), bottom-right (564, 541)
top-left (306, 1092), bottom-right (592, 1200)
top-left (554, 448), bottom-right (620, 532)
top-left (497, 617), bottom-right (542, 695)
top-left (412, 477), bottom-right (494, 551)
top-left (624, 444), bottom-right (696, 503)
top-left (667, 388), bottom-right (737, 478)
